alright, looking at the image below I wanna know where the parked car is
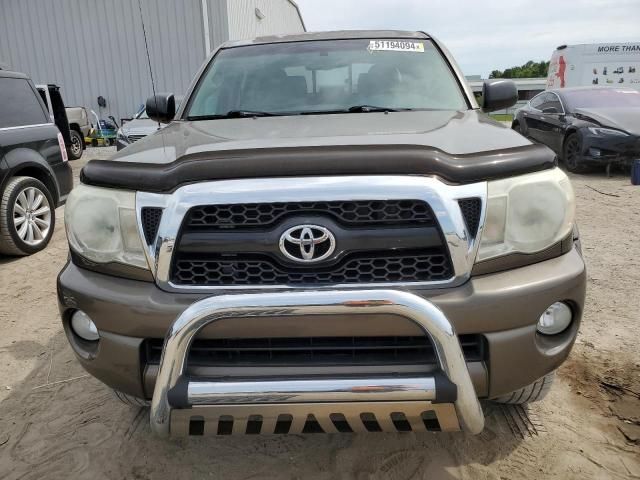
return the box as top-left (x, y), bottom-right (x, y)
top-left (64, 105), bottom-right (90, 159)
top-left (116, 97), bottom-right (182, 151)
top-left (0, 71), bottom-right (72, 255)
top-left (59, 31), bottom-right (585, 437)
top-left (116, 105), bottom-right (159, 151)
top-left (36, 84), bottom-right (87, 160)
top-left (512, 86), bottom-right (640, 173)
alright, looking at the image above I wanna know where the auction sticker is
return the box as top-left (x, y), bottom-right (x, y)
top-left (368, 40), bottom-right (425, 53)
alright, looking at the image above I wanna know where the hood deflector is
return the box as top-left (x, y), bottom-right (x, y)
top-left (81, 143), bottom-right (556, 192)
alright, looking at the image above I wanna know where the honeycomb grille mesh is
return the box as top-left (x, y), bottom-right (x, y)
top-left (173, 250), bottom-right (452, 286)
top-left (458, 198), bottom-right (482, 237)
top-left (141, 207), bottom-right (163, 244)
top-left (186, 200), bottom-right (435, 229)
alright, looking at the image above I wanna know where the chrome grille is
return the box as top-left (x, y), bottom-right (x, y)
top-left (173, 249), bottom-right (452, 286)
top-left (458, 198), bottom-right (482, 238)
top-left (141, 207), bottom-right (162, 244)
top-left (186, 200), bottom-right (435, 229)
top-left (171, 199), bottom-right (452, 286)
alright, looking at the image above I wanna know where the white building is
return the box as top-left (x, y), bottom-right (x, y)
top-left (0, 0), bottom-right (305, 121)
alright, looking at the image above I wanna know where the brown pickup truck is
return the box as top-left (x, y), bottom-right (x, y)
top-left (58, 30), bottom-right (585, 437)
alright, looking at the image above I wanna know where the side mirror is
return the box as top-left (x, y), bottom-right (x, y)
top-left (481, 79), bottom-right (517, 112)
top-left (542, 106), bottom-right (559, 114)
top-left (146, 93), bottom-right (175, 124)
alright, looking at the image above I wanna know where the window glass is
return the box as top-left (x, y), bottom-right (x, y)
top-left (187, 39), bottom-right (467, 117)
top-left (518, 89), bottom-right (543, 101)
top-left (38, 89), bottom-right (48, 110)
top-left (539, 93), bottom-right (563, 112)
top-left (529, 93), bottom-right (545, 110)
top-left (0, 78), bottom-right (49, 128)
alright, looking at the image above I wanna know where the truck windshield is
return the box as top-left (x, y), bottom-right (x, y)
top-left (186, 39), bottom-right (467, 118)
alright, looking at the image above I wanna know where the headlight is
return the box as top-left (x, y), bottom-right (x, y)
top-left (116, 129), bottom-right (130, 143)
top-left (65, 184), bottom-right (148, 269)
top-left (477, 168), bottom-right (575, 261)
top-left (587, 127), bottom-right (629, 137)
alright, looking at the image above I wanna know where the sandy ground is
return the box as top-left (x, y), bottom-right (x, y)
top-left (0, 147), bottom-right (638, 479)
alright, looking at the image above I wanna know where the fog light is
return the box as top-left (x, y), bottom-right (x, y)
top-left (537, 302), bottom-right (572, 335)
top-left (70, 311), bottom-right (100, 341)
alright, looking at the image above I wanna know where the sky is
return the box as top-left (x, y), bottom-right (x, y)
top-left (294, 0), bottom-right (640, 78)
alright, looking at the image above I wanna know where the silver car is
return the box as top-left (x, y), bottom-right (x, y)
top-left (115, 105), bottom-right (160, 151)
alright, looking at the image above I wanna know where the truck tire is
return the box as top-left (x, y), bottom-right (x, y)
top-left (0, 176), bottom-right (55, 256)
top-left (492, 371), bottom-right (555, 404)
top-left (113, 390), bottom-right (150, 407)
top-left (68, 129), bottom-right (84, 160)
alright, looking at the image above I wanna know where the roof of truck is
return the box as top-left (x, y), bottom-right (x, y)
top-left (223, 30), bottom-right (430, 48)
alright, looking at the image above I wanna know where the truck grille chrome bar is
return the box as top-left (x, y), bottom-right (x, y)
top-left (150, 289), bottom-right (485, 436)
top-left (136, 176), bottom-right (487, 292)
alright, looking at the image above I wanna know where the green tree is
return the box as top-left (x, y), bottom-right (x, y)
top-left (489, 60), bottom-right (550, 79)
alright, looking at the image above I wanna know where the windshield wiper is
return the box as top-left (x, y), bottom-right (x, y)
top-left (189, 106), bottom-right (413, 120)
top-left (225, 110), bottom-right (280, 117)
top-left (298, 105), bottom-right (411, 115)
top-left (347, 105), bottom-right (407, 113)
top-left (187, 110), bottom-right (279, 120)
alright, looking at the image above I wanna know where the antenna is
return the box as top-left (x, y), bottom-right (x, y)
top-left (137, 0), bottom-right (161, 130)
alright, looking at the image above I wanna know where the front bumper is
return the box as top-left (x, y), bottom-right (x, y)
top-left (580, 130), bottom-right (640, 165)
top-left (58, 246), bottom-right (586, 413)
top-left (149, 290), bottom-right (484, 436)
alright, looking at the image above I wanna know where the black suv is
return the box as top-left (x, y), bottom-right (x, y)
top-left (0, 70), bottom-right (73, 255)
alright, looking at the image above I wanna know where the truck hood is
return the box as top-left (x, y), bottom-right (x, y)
top-left (573, 108), bottom-right (640, 136)
top-left (83, 110), bottom-right (556, 192)
top-left (111, 110), bottom-right (529, 163)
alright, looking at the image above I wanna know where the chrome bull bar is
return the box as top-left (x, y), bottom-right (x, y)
top-left (150, 289), bottom-right (485, 436)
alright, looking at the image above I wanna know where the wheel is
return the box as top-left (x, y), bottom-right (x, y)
top-left (512, 122), bottom-right (521, 134)
top-left (104, 138), bottom-right (113, 147)
top-left (0, 176), bottom-right (55, 256)
top-left (68, 129), bottom-right (83, 160)
top-left (492, 371), bottom-right (555, 404)
top-left (113, 389), bottom-right (150, 407)
top-left (563, 133), bottom-right (589, 173)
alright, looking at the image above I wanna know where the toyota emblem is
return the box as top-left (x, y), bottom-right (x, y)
top-left (279, 225), bottom-right (336, 263)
